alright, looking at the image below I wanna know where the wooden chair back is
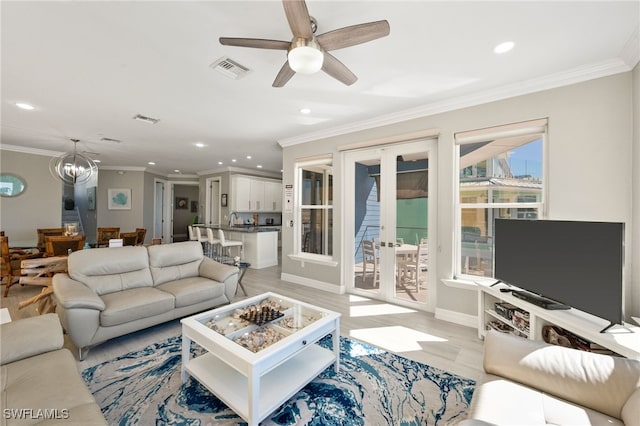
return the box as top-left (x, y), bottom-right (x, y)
top-left (97, 227), bottom-right (120, 247)
top-left (45, 235), bottom-right (86, 256)
top-left (1, 236), bottom-right (11, 284)
top-left (37, 228), bottom-right (65, 248)
top-left (135, 228), bottom-right (147, 245)
top-left (120, 232), bottom-right (138, 246)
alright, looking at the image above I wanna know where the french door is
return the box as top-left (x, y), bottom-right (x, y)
top-left (344, 139), bottom-right (436, 310)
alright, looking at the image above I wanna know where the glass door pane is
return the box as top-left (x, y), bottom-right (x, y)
top-left (393, 152), bottom-right (429, 305)
top-left (353, 156), bottom-right (382, 294)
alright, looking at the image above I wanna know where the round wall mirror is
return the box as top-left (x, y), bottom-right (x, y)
top-left (0, 174), bottom-right (27, 197)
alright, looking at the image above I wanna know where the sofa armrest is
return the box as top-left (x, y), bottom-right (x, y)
top-left (622, 387), bottom-right (640, 426)
top-left (0, 313), bottom-right (64, 365)
top-left (199, 257), bottom-right (239, 283)
top-left (53, 273), bottom-right (106, 310)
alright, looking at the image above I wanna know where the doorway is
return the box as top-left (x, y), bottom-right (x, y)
top-left (205, 177), bottom-right (221, 226)
top-left (344, 139), bottom-right (437, 311)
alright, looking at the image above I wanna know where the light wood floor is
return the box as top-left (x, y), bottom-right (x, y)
top-left (1, 263), bottom-right (485, 381)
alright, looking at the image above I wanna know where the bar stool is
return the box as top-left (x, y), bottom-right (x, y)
top-left (217, 229), bottom-right (243, 261)
top-left (194, 227), bottom-right (209, 256)
top-left (205, 228), bottom-right (220, 260)
top-left (188, 226), bottom-right (198, 241)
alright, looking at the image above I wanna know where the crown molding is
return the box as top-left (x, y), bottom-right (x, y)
top-left (98, 165), bottom-right (147, 172)
top-left (198, 165), bottom-right (282, 179)
top-left (620, 26), bottom-right (640, 69)
top-left (278, 58), bottom-right (633, 147)
top-left (0, 144), bottom-right (62, 157)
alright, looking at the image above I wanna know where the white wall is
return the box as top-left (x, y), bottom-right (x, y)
top-left (281, 72), bottom-right (637, 321)
top-left (632, 63), bottom-right (640, 320)
top-left (0, 150), bottom-right (62, 246)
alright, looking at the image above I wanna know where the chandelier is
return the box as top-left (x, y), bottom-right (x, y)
top-left (49, 139), bottom-right (98, 185)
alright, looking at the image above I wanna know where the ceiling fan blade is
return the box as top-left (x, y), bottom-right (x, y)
top-left (322, 52), bottom-right (357, 86)
top-left (317, 20), bottom-right (390, 51)
top-left (273, 61), bottom-right (296, 87)
top-left (219, 37), bottom-right (290, 50)
top-left (282, 0), bottom-right (312, 39)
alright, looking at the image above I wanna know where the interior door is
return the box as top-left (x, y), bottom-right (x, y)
top-left (154, 180), bottom-right (165, 242)
top-left (345, 139), bottom-right (436, 310)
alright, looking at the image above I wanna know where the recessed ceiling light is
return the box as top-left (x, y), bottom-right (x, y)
top-left (195, 143), bottom-right (205, 148)
top-left (174, 169), bottom-right (180, 173)
top-left (300, 108), bottom-right (311, 114)
top-left (94, 159), bottom-right (101, 163)
top-left (15, 102), bottom-right (35, 110)
top-left (148, 161), bottom-right (156, 165)
top-left (232, 159), bottom-right (237, 163)
top-left (257, 165), bottom-right (263, 168)
top-left (494, 41), bottom-right (515, 54)
top-left (246, 155), bottom-right (252, 160)
top-left (218, 161), bottom-right (223, 165)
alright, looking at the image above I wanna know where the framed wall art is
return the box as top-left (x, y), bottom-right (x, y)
top-left (176, 197), bottom-right (188, 209)
top-left (108, 188), bottom-right (131, 210)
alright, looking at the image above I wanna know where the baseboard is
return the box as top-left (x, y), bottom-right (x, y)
top-left (280, 273), bottom-right (345, 294)
top-left (435, 307), bottom-right (477, 328)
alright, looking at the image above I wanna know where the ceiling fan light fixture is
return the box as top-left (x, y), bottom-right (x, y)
top-left (288, 39), bottom-right (323, 74)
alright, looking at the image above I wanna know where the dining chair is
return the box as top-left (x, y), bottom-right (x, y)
top-left (36, 228), bottom-right (65, 249)
top-left (400, 239), bottom-right (428, 292)
top-left (135, 228), bottom-right (147, 245)
top-left (96, 227), bottom-right (120, 247)
top-left (120, 232), bottom-right (138, 246)
top-left (361, 239), bottom-right (380, 288)
top-left (44, 235), bottom-right (86, 257)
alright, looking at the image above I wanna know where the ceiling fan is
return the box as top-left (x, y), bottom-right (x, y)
top-left (219, 0), bottom-right (390, 87)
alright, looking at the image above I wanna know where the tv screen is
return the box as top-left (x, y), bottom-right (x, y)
top-left (494, 219), bottom-right (624, 327)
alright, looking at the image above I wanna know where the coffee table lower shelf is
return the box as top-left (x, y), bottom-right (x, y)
top-left (184, 344), bottom-right (336, 425)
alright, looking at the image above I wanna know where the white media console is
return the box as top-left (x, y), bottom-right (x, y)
top-left (477, 281), bottom-right (640, 359)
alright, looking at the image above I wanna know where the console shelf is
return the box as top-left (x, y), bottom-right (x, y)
top-left (477, 282), bottom-right (640, 359)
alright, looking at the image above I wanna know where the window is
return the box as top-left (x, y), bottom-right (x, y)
top-left (295, 158), bottom-right (333, 258)
top-left (455, 119), bottom-right (547, 278)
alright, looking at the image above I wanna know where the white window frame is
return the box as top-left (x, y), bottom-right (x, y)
top-left (454, 119), bottom-right (548, 281)
top-left (291, 157), bottom-right (334, 264)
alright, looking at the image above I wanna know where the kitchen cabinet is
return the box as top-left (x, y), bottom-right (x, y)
top-left (231, 175), bottom-right (281, 212)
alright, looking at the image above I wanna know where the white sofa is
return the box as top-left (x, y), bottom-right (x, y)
top-left (1, 314), bottom-right (107, 425)
top-left (53, 241), bottom-right (238, 359)
top-left (462, 330), bottom-right (640, 426)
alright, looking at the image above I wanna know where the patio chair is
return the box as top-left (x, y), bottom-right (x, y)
top-left (361, 239), bottom-right (379, 288)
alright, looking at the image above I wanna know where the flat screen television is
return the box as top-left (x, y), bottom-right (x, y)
top-left (494, 219), bottom-right (624, 332)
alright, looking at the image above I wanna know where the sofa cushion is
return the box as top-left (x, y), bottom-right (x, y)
top-left (469, 375), bottom-right (624, 426)
top-left (483, 331), bottom-right (640, 420)
top-left (148, 241), bottom-right (203, 286)
top-left (157, 277), bottom-right (226, 308)
top-left (1, 349), bottom-right (106, 425)
top-left (100, 287), bottom-right (174, 326)
top-left (68, 246), bottom-right (153, 295)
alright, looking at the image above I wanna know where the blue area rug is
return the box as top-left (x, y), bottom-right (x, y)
top-left (82, 334), bottom-right (475, 425)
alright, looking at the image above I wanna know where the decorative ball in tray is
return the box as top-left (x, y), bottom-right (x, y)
top-left (239, 304), bottom-right (284, 326)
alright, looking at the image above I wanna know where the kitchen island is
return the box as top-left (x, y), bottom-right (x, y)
top-left (198, 225), bottom-right (280, 270)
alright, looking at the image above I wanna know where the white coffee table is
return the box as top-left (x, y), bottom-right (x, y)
top-left (181, 292), bottom-right (340, 426)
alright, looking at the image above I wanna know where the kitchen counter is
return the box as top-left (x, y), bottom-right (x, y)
top-left (196, 225), bottom-right (279, 269)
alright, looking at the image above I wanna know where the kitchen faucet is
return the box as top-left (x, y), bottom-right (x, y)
top-left (229, 211), bottom-right (238, 226)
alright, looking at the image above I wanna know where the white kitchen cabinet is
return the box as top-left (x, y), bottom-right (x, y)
top-left (231, 175), bottom-right (282, 212)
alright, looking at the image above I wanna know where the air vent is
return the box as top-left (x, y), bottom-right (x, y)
top-left (133, 114), bottom-right (160, 124)
top-left (210, 57), bottom-right (250, 80)
top-left (99, 137), bottom-right (122, 143)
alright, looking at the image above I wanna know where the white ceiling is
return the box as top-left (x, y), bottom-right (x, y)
top-left (2, 1), bottom-right (638, 176)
